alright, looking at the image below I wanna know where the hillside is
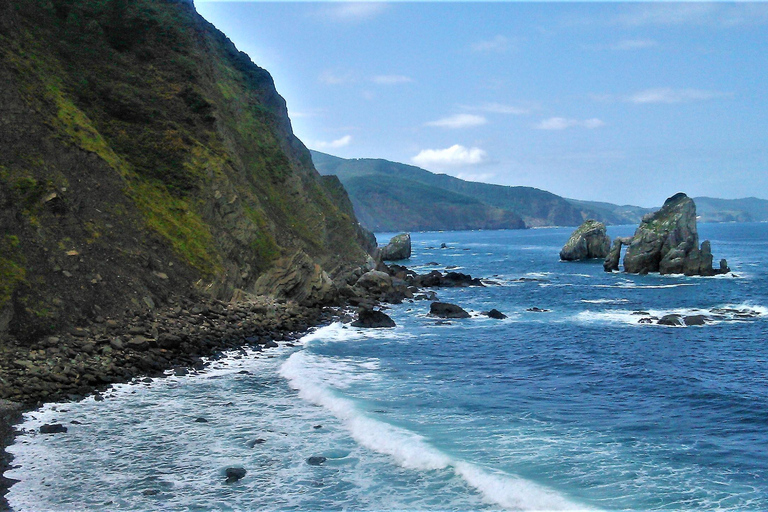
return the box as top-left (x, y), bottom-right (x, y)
top-left (0, 0), bottom-right (371, 342)
top-left (693, 197), bottom-right (768, 223)
top-left (311, 151), bottom-right (591, 229)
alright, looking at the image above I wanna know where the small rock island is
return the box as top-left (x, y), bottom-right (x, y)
top-left (604, 192), bottom-right (729, 275)
top-left (560, 220), bottom-right (611, 261)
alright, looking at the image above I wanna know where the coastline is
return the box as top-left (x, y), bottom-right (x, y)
top-left (0, 293), bottom-right (342, 511)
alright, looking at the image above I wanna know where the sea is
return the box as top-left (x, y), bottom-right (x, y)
top-left (6, 223), bottom-right (768, 512)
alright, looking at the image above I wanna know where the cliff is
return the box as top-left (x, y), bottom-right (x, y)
top-left (0, 0), bottom-right (371, 342)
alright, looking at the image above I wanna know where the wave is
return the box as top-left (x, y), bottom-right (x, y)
top-left (574, 303), bottom-right (766, 327)
top-left (279, 351), bottom-right (590, 511)
top-left (580, 298), bottom-right (629, 304)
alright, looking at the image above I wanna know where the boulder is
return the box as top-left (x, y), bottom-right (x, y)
top-left (379, 233), bottom-right (411, 261)
top-left (429, 302), bottom-right (470, 319)
top-left (254, 250), bottom-right (337, 306)
top-left (560, 220), bottom-right (610, 261)
top-left (622, 193), bottom-right (728, 276)
top-left (351, 309), bottom-right (396, 328)
top-left (353, 270), bottom-right (394, 296)
top-left (485, 309), bottom-right (507, 319)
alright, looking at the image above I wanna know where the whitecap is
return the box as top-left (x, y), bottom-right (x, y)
top-left (279, 352), bottom-right (591, 511)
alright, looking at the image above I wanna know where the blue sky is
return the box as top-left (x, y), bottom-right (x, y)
top-left (196, 1), bottom-right (768, 207)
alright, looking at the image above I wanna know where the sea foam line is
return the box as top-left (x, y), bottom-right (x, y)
top-left (279, 350), bottom-right (591, 511)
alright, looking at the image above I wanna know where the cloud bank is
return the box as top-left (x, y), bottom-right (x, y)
top-left (425, 114), bottom-right (487, 129)
top-left (412, 145), bottom-right (488, 168)
top-left (313, 135), bottom-right (352, 150)
top-left (535, 117), bottom-right (605, 130)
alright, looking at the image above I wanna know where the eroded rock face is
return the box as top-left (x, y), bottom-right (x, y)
top-left (560, 220), bottom-right (611, 261)
top-left (379, 233), bottom-right (411, 261)
top-left (254, 251), bottom-right (337, 306)
top-left (622, 193), bottom-right (728, 276)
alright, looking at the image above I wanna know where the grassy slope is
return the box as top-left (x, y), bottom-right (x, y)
top-left (0, 0), bottom-right (367, 340)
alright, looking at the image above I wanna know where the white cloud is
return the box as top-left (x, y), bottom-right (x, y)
top-left (313, 135), bottom-right (352, 150)
top-left (412, 145), bottom-right (488, 168)
top-left (476, 103), bottom-right (531, 115)
top-left (319, 71), bottom-right (355, 85)
top-left (425, 114), bottom-right (487, 129)
top-left (611, 3), bottom-right (768, 28)
top-left (371, 75), bottom-right (413, 85)
top-left (318, 2), bottom-right (388, 23)
top-left (471, 35), bottom-right (511, 53)
top-left (628, 88), bottom-right (727, 104)
top-left (455, 172), bottom-right (496, 183)
top-left (611, 39), bottom-right (658, 51)
top-left (535, 117), bottom-right (605, 130)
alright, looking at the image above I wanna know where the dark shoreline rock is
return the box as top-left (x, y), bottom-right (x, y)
top-left (429, 302), bottom-right (470, 319)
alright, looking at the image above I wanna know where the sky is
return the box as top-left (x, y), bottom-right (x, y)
top-left (195, 1), bottom-right (768, 207)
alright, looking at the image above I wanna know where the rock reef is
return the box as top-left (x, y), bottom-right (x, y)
top-left (604, 193), bottom-right (729, 276)
top-left (560, 220), bottom-right (611, 261)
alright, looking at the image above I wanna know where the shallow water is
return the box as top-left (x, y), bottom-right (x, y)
top-left (8, 223), bottom-right (768, 511)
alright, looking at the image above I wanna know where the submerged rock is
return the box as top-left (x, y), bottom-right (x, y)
top-left (225, 467), bottom-right (246, 483)
top-left (351, 309), bottom-right (396, 328)
top-left (622, 193), bottom-right (729, 276)
top-left (560, 220), bottom-right (611, 261)
top-left (39, 423), bottom-right (67, 434)
top-left (429, 302), bottom-right (470, 319)
top-left (485, 309), bottom-right (507, 319)
top-left (307, 456), bottom-right (327, 466)
top-left (379, 233), bottom-right (412, 261)
top-left (657, 314), bottom-right (684, 326)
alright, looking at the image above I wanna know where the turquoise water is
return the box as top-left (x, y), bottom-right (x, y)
top-left (7, 224), bottom-right (768, 511)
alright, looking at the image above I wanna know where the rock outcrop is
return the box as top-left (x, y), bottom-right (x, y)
top-left (620, 193), bottom-right (729, 276)
top-left (379, 233), bottom-right (412, 261)
top-left (603, 237), bottom-right (634, 272)
top-left (560, 220), bottom-right (611, 261)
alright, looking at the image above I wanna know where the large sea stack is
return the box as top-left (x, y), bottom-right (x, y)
top-left (612, 193), bottom-right (729, 275)
top-left (559, 220), bottom-right (610, 261)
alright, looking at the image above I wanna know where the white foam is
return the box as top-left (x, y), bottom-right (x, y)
top-left (580, 299), bottom-right (629, 304)
top-left (279, 351), bottom-right (590, 511)
top-left (574, 303), bottom-right (766, 327)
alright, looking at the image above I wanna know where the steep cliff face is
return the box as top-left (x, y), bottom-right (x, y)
top-left (0, 0), bottom-right (369, 341)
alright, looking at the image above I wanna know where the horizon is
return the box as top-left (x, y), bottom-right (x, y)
top-left (196, 1), bottom-right (768, 208)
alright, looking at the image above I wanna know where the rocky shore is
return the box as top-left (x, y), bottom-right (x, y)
top-left (0, 259), bottom-right (490, 510)
top-left (0, 292), bottom-right (338, 510)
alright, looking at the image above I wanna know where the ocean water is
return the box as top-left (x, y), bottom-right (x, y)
top-left (7, 223), bottom-right (768, 511)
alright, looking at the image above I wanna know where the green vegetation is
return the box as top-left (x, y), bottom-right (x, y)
top-left (0, 235), bottom-right (26, 309)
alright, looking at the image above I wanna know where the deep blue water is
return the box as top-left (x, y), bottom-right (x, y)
top-left (8, 223), bottom-right (768, 511)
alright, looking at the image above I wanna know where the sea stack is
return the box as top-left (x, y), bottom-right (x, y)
top-left (379, 233), bottom-right (412, 261)
top-left (617, 192), bottom-right (729, 275)
top-left (560, 220), bottom-right (611, 261)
